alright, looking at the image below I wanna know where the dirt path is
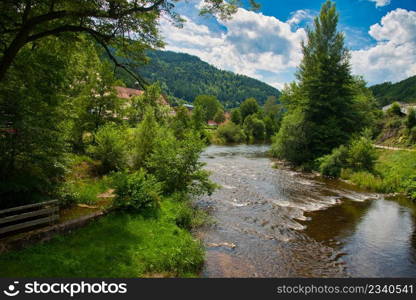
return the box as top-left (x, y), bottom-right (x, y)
top-left (374, 144), bottom-right (415, 151)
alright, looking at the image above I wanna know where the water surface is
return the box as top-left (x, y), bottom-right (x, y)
top-left (196, 145), bottom-right (416, 277)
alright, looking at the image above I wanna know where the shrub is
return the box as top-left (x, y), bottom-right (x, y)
top-left (271, 110), bottom-right (312, 165)
top-left (87, 124), bottom-right (126, 174)
top-left (406, 108), bottom-right (416, 129)
top-left (347, 136), bottom-right (377, 172)
top-left (387, 102), bottom-right (402, 116)
top-left (113, 170), bottom-right (162, 213)
top-left (216, 121), bottom-right (245, 144)
top-left (132, 107), bottom-right (159, 170)
top-left (146, 131), bottom-right (216, 196)
top-left (318, 145), bottom-right (349, 177)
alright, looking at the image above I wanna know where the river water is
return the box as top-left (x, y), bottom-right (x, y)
top-left (196, 145), bottom-right (416, 277)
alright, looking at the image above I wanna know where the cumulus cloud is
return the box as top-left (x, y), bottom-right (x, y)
top-left (351, 8), bottom-right (416, 85)
top-left (159, 3), bottom-right (415, 89)
top-left (368, 0), bottom-right (391, 7)
top-left (159, 7), bottom-right (306, 89)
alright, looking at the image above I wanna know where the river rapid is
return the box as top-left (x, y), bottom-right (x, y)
top-left (196, 145), bottom-right (416, 278)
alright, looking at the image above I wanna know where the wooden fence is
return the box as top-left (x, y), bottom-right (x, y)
top-left (0, 200), bottom-right (59, 236)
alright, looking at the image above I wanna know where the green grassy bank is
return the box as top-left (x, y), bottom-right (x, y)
top-left (0, 198), bottom-right (204, 277)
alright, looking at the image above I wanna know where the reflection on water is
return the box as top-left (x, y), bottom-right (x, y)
top-left (197, 145), bottom-right (416, 277)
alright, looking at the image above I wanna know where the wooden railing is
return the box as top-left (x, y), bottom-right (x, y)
top-left (0, 200), bottom-right (59, 236)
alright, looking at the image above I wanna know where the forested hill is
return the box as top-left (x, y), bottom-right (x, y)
top-left (120, 50), bottom-right (280, 107)
top-left (370, 75), bottom-right (416, 106)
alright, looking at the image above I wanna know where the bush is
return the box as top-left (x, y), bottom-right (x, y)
top-left (146, 131), bottom-right (216, 196)
top-left (318, 145), bottom-right (349, 177)
top-left (113, 170), bottom-right (162, 214)
top-left (387, 102), bottom-right (402, 116)
top-left (216, 121), bottom-right (246, 144)
top-left (132, 107), bottom-right (159, 169)
top-left (87, 124), bottom-right (126, 174)
top-left (347, 136), bottom-right (377, 172)
top-left (271, 110), bottom-right (312, 165)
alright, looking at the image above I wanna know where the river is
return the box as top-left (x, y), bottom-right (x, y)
top-left (196, 144), bottom-right (416, 277)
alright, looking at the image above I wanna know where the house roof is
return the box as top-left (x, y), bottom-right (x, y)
top-left (115, 86), bottom-right (144, 99)
top-left (114, 86), bottom-right (169, 106)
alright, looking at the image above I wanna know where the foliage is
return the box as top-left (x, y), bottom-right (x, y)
top-left (370, 75), bottom-right (416, 106)
top-left (231, 108), bottom-right (242, 124)
top-left (194, 95), bottom-right (222, 121)
top-left (113, 170), bottom-right (161, 214)
top-left (240, 97), bottom-right (260, 120)
top-left (347, 136), bottom-right (377, 172)
top-left (146, 131), bottom-right (216, 196)
top-left (0, 199), bottom-right (204, 277)
top-left (132, 107), bottom-right (159, 170)
top-left (406, 108), bottom-right (416, 129)
top-left (387, 102), bottom-right (403, 116)
top-left (213, 109), bottom-right (225, 124)
top-left (125, 83), bottom-right (170, 126)
top-left (0, 1), bottom-right (259, 85)
top-left (87, 124), bottom-right (127, 174)
top-left (272, 1), bottom-right (366, 165)
top-left (215, 121), bottom-right (246, 144)
top-left (243, 115), bottom-right (265, 142)
top-left (172, 106), bottom-right (192, 139)
top-left (0, 37), bottom-right (73, 207)
top-left (271, 109), bottom-right (311, 165)
top-left (319, 145), bottom-right (349, 177)
top-left (118, 50), bottom-right (280, 108)
top-left (344, 150), bottom-right (416, 200)
top-left (192, 105), bottom-right (206, 131)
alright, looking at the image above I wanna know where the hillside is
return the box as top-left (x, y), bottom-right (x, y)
top-left (370, 75), bottom-right (416, 107)
top-left (118, 50), bottom-right (280, 108)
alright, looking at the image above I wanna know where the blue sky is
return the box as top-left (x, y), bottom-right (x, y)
top-left (159, 0), bottom-right (416, 89)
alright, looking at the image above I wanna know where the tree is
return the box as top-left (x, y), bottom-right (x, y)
top-left (214, 109), bottom-right (225, 124)
top-left (0, 0), bottom-right (258, 84)
top-left (406, 108), bottom-right (416, 129)
top-left (231, 108), bottom-right (242, 124)
top-left (272, 1), bottom-right (356, 164)
top-left (194, 95), bottom-right (222, 121)
top-left (243, 115), bottom-right (265, 142)
top-left (172, 105), bottom-right (192, 139)
top-left (132, 107), bottom-right (159, 170)
top-left (87, 124), bottom-right (126, 174)
top-left (240, 97), bottom-right (259, 121)
top-left (192, 105), bottom-right (205, 131)
top-left (264, 96), bottom-right (280, 117)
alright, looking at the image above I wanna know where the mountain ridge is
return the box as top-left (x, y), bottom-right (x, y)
top-left (118, 50), bottom-right (280, 108)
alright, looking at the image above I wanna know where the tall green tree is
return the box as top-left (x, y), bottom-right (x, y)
top-left (240, 97), bottom-right (259, 121)
top-left (273, 1), bottom-right (357, 164)
top-left (194, 95), bottom-right (222, 121)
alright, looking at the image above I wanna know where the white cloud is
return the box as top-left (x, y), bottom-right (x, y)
top-left (160, 5), bottom-right (416, 89)
top-left (368, 0), bottom-right (391, 7)
top-left (159, 8), bottom-right (306, 89)
top-left (351, 8), bottom-right (416, 85)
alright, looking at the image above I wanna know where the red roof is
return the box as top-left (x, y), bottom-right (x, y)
top-left (207, 120), bottom-right (218, 126)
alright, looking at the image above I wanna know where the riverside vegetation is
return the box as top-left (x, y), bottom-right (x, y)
top-left (0, 0), bottom-right (261, 277)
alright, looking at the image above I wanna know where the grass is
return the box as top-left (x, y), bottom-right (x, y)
top-left (0, 198), bottom-right (204, 277)
top-left (343, 149), bottom-right (416, 198)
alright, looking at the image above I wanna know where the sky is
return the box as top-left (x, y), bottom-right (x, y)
top-left (158, 0), bottom-right (416, 90)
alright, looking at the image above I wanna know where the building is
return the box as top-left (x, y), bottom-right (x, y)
top-left (114, 86), bottom-right (169, 106)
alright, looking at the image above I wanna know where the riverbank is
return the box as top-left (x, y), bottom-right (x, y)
top-left (0, 197), bottom-right (205, 277)
top-left (341, 149), bottom-right (416, 200)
